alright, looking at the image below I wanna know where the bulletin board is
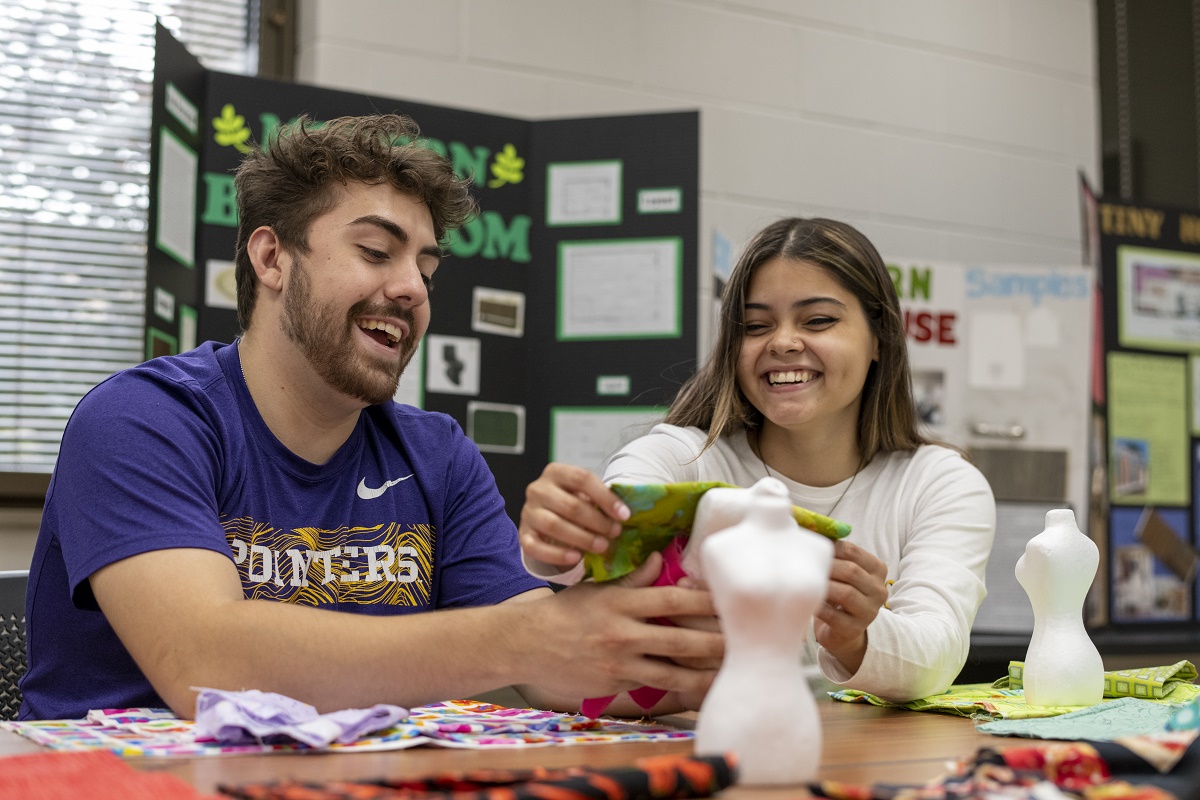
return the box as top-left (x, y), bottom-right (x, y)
top-left (145, 25), bottom-right (697, 522)
top-left (891, 259), bottom-right (1094, 634)
top-left (1088, 189), bottom-right (1200, 629)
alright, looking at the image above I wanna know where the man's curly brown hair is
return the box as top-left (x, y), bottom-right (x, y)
top-left (232, 113), bottom-right (478, 331)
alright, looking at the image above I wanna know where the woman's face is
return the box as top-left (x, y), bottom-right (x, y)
top-left (735, 257), bottom-right (879, 439)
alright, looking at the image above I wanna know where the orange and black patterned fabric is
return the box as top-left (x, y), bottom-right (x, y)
top-left (809, 744), bottom-right (1180, 800)
top-left (220, 753), bottom-right (736, 800)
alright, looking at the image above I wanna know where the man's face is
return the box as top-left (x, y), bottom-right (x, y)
top-left (280, 182), bottom-right (439, 405)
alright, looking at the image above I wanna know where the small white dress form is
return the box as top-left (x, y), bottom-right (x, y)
top-left (1015, 508), bottom-right (1104, 706)
top-left (693, 478), bottom-right (834, 785)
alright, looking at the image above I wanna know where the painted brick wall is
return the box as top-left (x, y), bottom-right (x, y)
top-left (295, 0), bottom-right (1098, 348)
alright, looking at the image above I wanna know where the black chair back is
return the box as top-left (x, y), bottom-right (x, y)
top-left (0, 570), bottom-right (29, 721)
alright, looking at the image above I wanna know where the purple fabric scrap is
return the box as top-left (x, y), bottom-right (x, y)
top-left (191, 687), bottom-right (409, 748)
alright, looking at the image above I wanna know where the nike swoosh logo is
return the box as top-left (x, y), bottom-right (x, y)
top-left (356, 474), bottom-right (414, 500)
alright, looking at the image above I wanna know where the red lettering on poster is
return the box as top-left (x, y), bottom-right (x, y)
top-left (903, 310), bottom-right (957, 345)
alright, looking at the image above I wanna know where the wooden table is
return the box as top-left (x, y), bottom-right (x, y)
top-left (0, 700), bottom-right (1026, 797)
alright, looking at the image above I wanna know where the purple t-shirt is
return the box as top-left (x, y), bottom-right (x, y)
top-left (20, 341), bottom-right (545, 720)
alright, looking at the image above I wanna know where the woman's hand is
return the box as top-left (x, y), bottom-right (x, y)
top-left (813, 539), bottom-right (889, 674)
top-left (518, 463), bottom-right (630, 567)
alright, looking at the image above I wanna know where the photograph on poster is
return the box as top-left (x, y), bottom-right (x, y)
top-left (471, 286), bottom-right (525, 338)
top-left (1118, 245), bottom-right (1200, 351)
top-left (467, 401), bottom-right (525, 455)
top-left (912, 369), bottom-right (945, 427)
top-left (1110, 506), bottom-right (1192, 622)
top-left (205, 259), bottom-right (237, 310)
top-left (1112, 437), bottom-right (1150, 497)
top-left (424, 334), bottom-right (480, 396)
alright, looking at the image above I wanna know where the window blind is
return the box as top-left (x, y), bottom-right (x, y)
top-left (0, 0), bottom-right (257, 473)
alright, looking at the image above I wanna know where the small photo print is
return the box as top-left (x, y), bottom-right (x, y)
top-left (425, 334), bottom-right (480, 396)
top-left (1118, 246), bottom-right (1200, 351)
top-left (1110, 507), bottom-right (1192, 622)
top-left (1112, 437), bottom-right (1149, 497)
top-left (471, 287), bottom-right (525, 338)
top-left (912, 370), bottom-right (945, 427)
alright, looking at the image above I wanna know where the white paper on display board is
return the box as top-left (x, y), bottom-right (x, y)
top-left (558, 239), bottom-right (680, 339)
top-left (156, 128), bottom-right (197, 268)
top-left (547, 161), bottom-right (621, 226)
top-left (551, 408), bottom-right (665, 476)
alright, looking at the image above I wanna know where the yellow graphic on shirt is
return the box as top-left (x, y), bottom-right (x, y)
top-left (221, 517), bottom-right (436, 607)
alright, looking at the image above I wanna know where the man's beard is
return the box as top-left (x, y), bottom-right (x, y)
top-left (280, 257), bottom-right (420, 405)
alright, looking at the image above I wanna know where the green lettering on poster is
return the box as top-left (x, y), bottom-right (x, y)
top-left (482, 212), bottom-right (531, 262)
top-left (449, 142), bottom-right (490, 182)
top-left (447, 212), bottom-right (531, 263)
top-left (887, 264), bottom-right (933, 301)
top-left (201, 173), bottom-right (238, 227)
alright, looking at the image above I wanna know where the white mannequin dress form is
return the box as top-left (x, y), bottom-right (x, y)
top-left (1015, 508), bottom-right (1104, 706)
top-left (693, 477), bottom-right (834, 785)
top-left (681, 485), bottom-right (759, 578)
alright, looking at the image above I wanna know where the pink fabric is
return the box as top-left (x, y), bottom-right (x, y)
top-left (581, 537), bottom-right (687, 718)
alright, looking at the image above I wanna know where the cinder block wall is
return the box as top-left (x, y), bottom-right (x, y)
top-left (298, 0), bottom-right (1097, 347)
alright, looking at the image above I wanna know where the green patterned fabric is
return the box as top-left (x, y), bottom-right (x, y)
top-left (1000, 661), bottom-right (1199, 701)
top-left (976, 697), bottom-right (1183, 739)
top-left (829, 674), bottom-right (1200, 721)
top-left (583, 481), bottom-right (851, 582)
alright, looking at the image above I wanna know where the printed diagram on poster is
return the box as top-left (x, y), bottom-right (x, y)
top-left (471, 287), bottom-right (525, 338)
top-left (546, 160), bottom-right (622, 226)
top-left (558, 238), bottom-right (681, 340)
top-left (551, 407), bottom-right (664, 476)
top-left (155, 127), bottom-right (197, 268)
top-left (1118, 245), bottom-right (1200, 351)
top-left (468, 401), bottom-right (525, 455)
top-left (1110, 506), bottom-right (1192, 622)
top-left (392, 338), bottom-right (424, 409)
top-left (1107, 352), bottom-right (1189, 505)
top-left (205, 259), bottom-right (237, 310)
top-left (425, 334), bottom-right (480, 396)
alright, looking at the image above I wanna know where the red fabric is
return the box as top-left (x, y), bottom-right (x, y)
top-left (0, 750), bottom-right (219, 799)
top-left (581, 537), bottom-right (688, 718)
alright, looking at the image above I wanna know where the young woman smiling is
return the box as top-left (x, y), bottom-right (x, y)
top-left (519, 217), bottom-right (996, 703)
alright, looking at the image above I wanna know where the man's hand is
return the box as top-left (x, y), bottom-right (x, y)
top-left (514, 552), bottom-right (722, 701)
top-left (813, 540), bottom-right (889, 674)
top-left (518, 463), bottom-right (629, 567)
top-left (665, 574), bottom-right (721, 671)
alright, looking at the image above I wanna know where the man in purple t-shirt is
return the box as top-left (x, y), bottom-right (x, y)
top-left (20, 114), bottom-right (720, 720)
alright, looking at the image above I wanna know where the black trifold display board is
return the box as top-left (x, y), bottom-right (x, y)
top-left (1087, 183), bottom-right (1200, 633)
top-left (146, 25), bottom-right (698, 522)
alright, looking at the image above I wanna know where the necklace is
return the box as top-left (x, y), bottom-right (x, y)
top-left (753, 432), bottom-right (860, 519)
